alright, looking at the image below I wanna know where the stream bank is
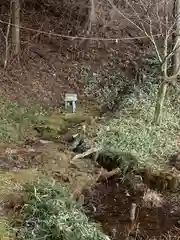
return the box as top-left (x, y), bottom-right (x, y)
top-left (83, 176), bottom-right (180, 240)
top-left (0, 111), bottom-right (179, 239)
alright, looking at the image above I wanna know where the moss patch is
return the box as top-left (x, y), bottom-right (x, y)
top-left (0, 219), bottom-right (11, 240)
top-left (0, 96), bottom-right (46, 143)
top-left (35, 111), bottom-right (94, 140)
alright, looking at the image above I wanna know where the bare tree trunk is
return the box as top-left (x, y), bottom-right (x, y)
top-left (12, 0), bottom-right (20, 55)
top-left (153, 81), bottom-right (168, 124)
top-left (173, 0), bottom-right (180, 74)
top-left (4, 16), bottom-right (11, 68)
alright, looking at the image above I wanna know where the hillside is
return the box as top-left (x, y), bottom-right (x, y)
top-left (0, 0), bottom-right (150, 108)
top-left (0, 1), bottom-right (179, 240)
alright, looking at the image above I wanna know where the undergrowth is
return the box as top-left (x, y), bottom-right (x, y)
top-left (94, 83), bottom-right (180, 168)
top-left (0, 96), bottom-right (46, 142)
top-left (81, 64), bottom-right (127, 110)
top-left (19, 180), bottom-right (108, 240)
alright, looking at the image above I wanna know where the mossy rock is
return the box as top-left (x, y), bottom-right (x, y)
top-left (35, 112), bottom-right (94, 140)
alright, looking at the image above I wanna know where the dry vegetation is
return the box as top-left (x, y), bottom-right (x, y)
top-left (0, 0), bottom-right (152, 106)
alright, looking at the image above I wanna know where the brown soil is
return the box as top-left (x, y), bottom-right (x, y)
top-left (0, 135), bottom-right (180, 240)
top-left (0, 139), bottom-right (102, 199)
top-left (84, 176), bottom-right (180, 240)
top-left (0, 1), bottom-right (144, 108)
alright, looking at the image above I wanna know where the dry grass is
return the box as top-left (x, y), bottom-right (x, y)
top-left (0, 169), bottom-right (40, 239)
top-left (142, 189), bottom-right (164, 208)
top-left (148, 228), bottom-right (180, 240)
top-left (0, 169), bottom-right (39, 198)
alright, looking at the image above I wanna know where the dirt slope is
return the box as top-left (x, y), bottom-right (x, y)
top-left (0, 0), bottom-right (148, 107)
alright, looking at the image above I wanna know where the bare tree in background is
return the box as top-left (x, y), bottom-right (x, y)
top-left (105, 0), bottom-right (179, 124)
top-left (173, 0), bottom-right (180, 74)
top-left (0, 7), bottom-right (11, 69)
top-left (11, 0), bottom-right (20, 55)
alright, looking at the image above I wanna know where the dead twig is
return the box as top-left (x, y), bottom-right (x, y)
top-left (97, 167), bottom-right (121, 181)
top-left (4, 16), bottom-right (11, 69)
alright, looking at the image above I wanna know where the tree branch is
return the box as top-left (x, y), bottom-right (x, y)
top-left (106, 0), bottom-right (144, 33)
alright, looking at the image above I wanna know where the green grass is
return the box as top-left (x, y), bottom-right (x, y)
top-left (0, 96), bottom-right (47, 142)
top-left (93, 83), bottom-right (180, 168)
top-left (0, 219), bottom-right (11, 240)
top-left (19, 180), bottom-right (108, 240)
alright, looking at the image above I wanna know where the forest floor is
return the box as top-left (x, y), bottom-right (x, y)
top-left (0, 107), bottom-right (179, 240)
top-left (0, 2), bottom-right (179, 239)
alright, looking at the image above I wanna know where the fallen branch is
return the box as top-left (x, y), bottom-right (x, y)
top-left (72, 147), bottom-right (102, 161)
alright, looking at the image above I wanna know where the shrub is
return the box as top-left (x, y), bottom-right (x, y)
top-left (19, 180), bottom-right (108, 240)
top-left (81, 65), bottom-right (128, 110)
top-left (143, 53), bottom-right (161, 81)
